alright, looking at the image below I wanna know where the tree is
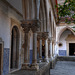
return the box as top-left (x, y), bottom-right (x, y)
top-left (57, 0), bottom-right (75, 24)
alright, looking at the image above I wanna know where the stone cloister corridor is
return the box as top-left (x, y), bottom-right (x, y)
top-left (0, 0), bottom-right (75, 75)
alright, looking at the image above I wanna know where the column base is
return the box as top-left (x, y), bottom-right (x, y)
top-left (30, 63), bottom-right (39, 70)
top-left (21, 63), bottom-right (39, 70)
top-left (21, 63), bottom-right (30, 70)
top-left (39, 58), bottom-right (42, 63)
top-left (44, 58), bottom-right (49, 63)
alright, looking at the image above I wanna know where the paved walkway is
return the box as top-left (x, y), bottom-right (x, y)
top-left (51, 61), bottom-right (75, 75)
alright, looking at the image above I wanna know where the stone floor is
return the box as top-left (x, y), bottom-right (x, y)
top-left (51, 61), bottom-right (75, 75)
top-left (7, 62), bottom-right (49, 75)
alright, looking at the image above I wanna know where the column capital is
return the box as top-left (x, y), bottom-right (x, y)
top-left (42, 32), bottom-right (49, 40)
top-left (21, 19), bottom-right (40, 33)
top-left (37, 32), bottom-right (42, 40)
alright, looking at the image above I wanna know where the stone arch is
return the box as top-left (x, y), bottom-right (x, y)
top-left (58, 27), bottom-right (75, 42)
top-left (10, 26), bottom-right (19, 70)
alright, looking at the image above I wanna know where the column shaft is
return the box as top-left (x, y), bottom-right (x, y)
top-left (50, 41), bottom-right (53, 58)
top-left (24, 33), bottom-right (29, 63)
top-left (39, 39), bottom-right (42, 59)
top-left (45, 39), bottom-right (48, 61)
top-left (32, 33), bottom-right (37, 63)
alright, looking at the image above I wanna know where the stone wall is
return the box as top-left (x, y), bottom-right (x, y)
top-left (0, 1), bottom-right (23, 75)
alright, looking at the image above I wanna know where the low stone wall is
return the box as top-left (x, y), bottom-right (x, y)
top-left (8, 62), bottom-right (50, 75)
top-left (35, 63), bottom-right (50, 75)
top-left (50, 55), bottom-right (58, 69)
top-left (57, 56), bottom-right (75, 61)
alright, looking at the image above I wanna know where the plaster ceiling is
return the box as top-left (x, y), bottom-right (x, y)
top-left (6, 0), bottom-right (22, 14)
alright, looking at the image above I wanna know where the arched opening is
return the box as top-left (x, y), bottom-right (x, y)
top-left (10, 26), bottom-right (19, 70)
top-left (59, 28), bottom-right (75, 56)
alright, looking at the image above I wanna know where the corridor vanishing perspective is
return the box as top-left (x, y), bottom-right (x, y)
top-left (0, 0), bottom-right (75, 75)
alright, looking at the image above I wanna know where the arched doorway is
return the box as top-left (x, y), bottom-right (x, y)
top-left (10, 26), bottom-right (19, 70)
top-left (58, 28), bottom-right (75, 56)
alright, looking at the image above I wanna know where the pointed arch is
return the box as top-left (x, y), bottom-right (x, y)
top-left (10, 26), bottom-right (19, 70)
top-left (58, 27), bottom-right (75, 42)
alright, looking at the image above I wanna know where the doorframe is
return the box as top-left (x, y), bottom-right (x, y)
top-left (0, 38), bottom-right (4, 75)
top-left (66, 41), bottom-right (75, 56)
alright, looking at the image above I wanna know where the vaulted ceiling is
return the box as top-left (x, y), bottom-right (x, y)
top-left (6, 0), bottom-right (22, 14)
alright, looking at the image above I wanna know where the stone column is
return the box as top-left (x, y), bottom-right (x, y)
top-left (21, 20), bottom-right (40, 70)
top-left (48, 37), bottom-right (53, 59)
top-left (32, 33), bottom-right (37, 64)
top-left (31, 27), bottom-right (39, 70)
top-left (21, 24), bottom-right (30, 69)
top-left (39, 39), bottom-right (42, 59)
top-left (37, 32), bottom-right (42, 62)
top-left (45, 39), bottom-right (49, 62)
top-left (52, 40), bottom-right (56, 57)
top-left (24, 33), bottom-right (29, 63)
top-left (48, 38), bottom-right (50, 58)
top-left (42, 32), bottom-right (49, 62)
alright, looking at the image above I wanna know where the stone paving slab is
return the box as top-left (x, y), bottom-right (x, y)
top-left (51, 61), bottom-right (75, 75)
top-left (7, 62), bottom-right (49, 75)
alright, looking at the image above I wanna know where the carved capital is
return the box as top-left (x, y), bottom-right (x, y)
top-left (42, 32), bottom-right (49, 40)
top-left (21, 20), bottom-right (40, 33)
top-left (37, 32), bottom-right (42, 40)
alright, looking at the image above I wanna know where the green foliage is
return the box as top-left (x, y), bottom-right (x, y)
top-left (57, 0), bottom-right (75, 24)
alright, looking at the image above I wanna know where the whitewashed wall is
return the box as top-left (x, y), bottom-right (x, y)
top-left (59, 30), bottom-right (72, 50)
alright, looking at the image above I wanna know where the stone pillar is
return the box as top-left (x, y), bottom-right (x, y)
top-left (52, 40), bottom-right (56, 57)
top-left (31, 28), bottom-right (39, 70)
top-left (39, 39), bottom-right (42, 59)
top-left (21, 24), bottom-right (30, 69)
top-left (42, 32), bottom-right (49, 62)
top-left (21, 20), bottom-right (40, 70)
top-left (37, 32), bottom-right (42, 62)
top-left (48, 38), bottom-right (50, 58)
top-left (24, 33), bottom-right (29, 63)
top-left (45, 39), bottom-right (49, 62)
top-left (32, 33), bottom-right (37, 64)
top-left (50, 39), bottom-right (53, 58)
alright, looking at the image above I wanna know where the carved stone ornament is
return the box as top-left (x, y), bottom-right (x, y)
top-left (37, 32), bottom-right (43, 39)
top-left (42, 32), bottom-right (49, 40)
top-left (21, 20), bottom-right (40, 33)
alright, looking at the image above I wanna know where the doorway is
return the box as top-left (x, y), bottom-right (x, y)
top-left (0, 43), bottom-right (3, 75)
top-left (10, 26), bottom-right (19, 70)
top-left (69, 43), bottom-right (75, 56)
top-left (0, 44), bottom-right (2, 75)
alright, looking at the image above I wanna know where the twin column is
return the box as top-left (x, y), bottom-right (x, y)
top-left (21, 20), bottom-right (40, 70)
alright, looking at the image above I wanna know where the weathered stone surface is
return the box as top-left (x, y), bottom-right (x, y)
top-left (8, 62), bottom-right (50, 75)
top-left (51, 61), bottom-right (75, 75)
top-left (57, 56), bottom-right (75, 61)
top-left (50, 55), bottom-right (57, 69)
